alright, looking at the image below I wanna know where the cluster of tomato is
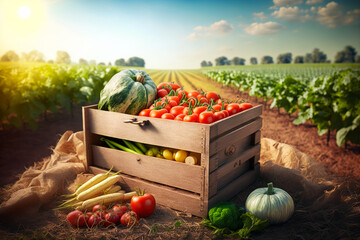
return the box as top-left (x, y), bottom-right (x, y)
top-left (139, 82), bottom-right (253, 124)
top-left (66, 193), bottom-right (156, 228)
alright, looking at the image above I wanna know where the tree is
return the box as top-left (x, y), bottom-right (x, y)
top-left (335, 45), bottom-right (357, 63)
top-left (355, 55), bottom-right (360, 63)
top-left (294, 56), bottom-right (304, 63)
top-left (127, 57), bottom-right (145, 67)
top-left (250, 57), bottom-right (257, 65)
top-left (1, 50), bottom-right (19, 62)
top-left (261, 56), bottom-right (274, 64)
top-left (200, 60), bottom-right (208, 67)
top-left (56, 51), bottom-right (71, 64)
top-left (28, 50), bottom-right (44, 62)
top-left (207, 61), bottom-right (213, 67)
top-left (231, 57), bottom-right (245, 65)
top-left (115, 58), bottom-right (126, 66)
top-left (304, 53), bottom-right (312, 63)
top-left (89, 60), bottom-right (96, 65)
top-left (98, 62), bottom-right (105, 65)
top-left (311, 48), bottom-right (327, 63)
top-left (215, 56), bottom-right (230, 66)
top-left (276, 53), bottom-right (292, 64)
top-left (79, 58), bottom-right (88, 65)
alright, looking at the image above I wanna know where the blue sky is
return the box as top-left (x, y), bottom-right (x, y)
top-left (0, 0), bottom-right (360, 68)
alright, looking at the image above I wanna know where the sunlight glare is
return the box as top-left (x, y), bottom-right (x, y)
top-left (18, 5), bottom-right (31, 19)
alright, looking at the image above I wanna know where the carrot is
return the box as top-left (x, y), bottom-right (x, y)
top-left (77, 175), bottom-right (121, 201)
top-left (78, 191), bottom-right (137, 211)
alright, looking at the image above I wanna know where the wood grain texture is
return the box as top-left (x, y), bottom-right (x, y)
top-left (92, 145), bottom-right (203, 193)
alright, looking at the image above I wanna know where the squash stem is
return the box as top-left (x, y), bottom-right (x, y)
top-left (267, 182), bottom-right (275, 195)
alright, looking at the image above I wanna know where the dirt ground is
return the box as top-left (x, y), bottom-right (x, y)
top-left (0, 85), bottom-right (359, 239)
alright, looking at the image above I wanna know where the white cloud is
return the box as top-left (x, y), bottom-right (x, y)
top-left (187, 20), bottom-right (234, 40)
top-left (253, 12), bottom-right (267, 20)
top-left (306, 0), bottom-right (323, 4)
top-left (244, 21), bottom-right (285, 36)
top-left (272, 6), bottom-right (312, 22)
top-left (317, 1), bottom-right (360, 28)
top-left (219, 46), bottom-right (233, 51)
top-left (273, 0), bottom-right (303, 7)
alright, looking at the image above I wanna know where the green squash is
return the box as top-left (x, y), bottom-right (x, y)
top-left (98, 69), bottom-right (157, 115)
top-left (245, 182), bottom-right (294, 224)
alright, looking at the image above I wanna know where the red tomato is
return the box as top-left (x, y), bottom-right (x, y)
top-left (157, 88), bottom-right (168, 98)
top-left (157, 82), bottom-right (171, 92)
top-left (174, 113), bottom-right (186, 121)
top-left (187, 91), bottom-right (200, 99)
top-left (205, 91), bottom-right (220, 102)
top-left (177, 89), bottom-right (188, 100)
top-left (221, 109), bottom-right (230, 118)
top-left (104, 212), bottom-right (120, 227)
top-left (166, 96), bottom-right (180, 105)
top-left (112, 205), bottom-right (128, 218)
top-left (88, 214), bottom-right (101, 227)
top-left (130, 193), bottom-right (156, 218)
top-left (226, 103), bottom-right (241, 115)
top-left (212, 104), bottom-right (222, 112)
top-left (170, 106), bottom-right (185, 116)
top-left (169, 83), bottom-right (181, 92)
top-left (149, 109), bottom-right (168, 118)
top-left (67, 210), bottom-right (87, 227)
top-left (139, 109), bottom-right (151, 117)
top-left (183, 114), bottom-right (199, 122)
top-left (193, 106), bottom-right (208, 115)
top-left (214, 111), bottom-right (226, 121)
top-left (199, 111), bottom-right (215, 124)
top-left (161, 113), bottom-right (175, 120)
top-left (239, 102), bottom-right (253, 111)
top-left (196, 94), bottom-right (205, 100)
top-left (120, 211), bottom-right (140, 227)
top-left (188, 97), bottom-right (198, 108)
top-left (92, 204), bottom-right (107, 213)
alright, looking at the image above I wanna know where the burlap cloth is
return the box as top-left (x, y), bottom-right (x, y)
top-left (0, 131), bottom-right (341, 220)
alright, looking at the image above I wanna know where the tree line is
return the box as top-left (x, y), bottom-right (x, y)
top-left (0, 50), bottom-right (146, 67)
top-left (201, 45), bottom-right (360, 67)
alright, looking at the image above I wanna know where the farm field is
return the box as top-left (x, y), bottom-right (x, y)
top-left (0, 63), bottom-right (359, 239)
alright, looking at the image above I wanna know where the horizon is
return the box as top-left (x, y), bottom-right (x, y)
top-left (1, 0), bottom-right (360, 69)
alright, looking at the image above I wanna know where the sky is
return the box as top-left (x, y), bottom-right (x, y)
top-left (0, 0), bottom-right (360, 69)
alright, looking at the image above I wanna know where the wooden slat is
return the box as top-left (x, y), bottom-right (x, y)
top-left (87, 106), bottom-right (206, 153)
top-left (207, 163), bottom-right (260, 208)
top-left (89, 166), bottom-right (206, 217)
top-left (83, 105), bottom-right (95, 171)
top-left (208, 144), bottom-right (261, 197)
top-left (92, 145), bottom-right (203, 194)
top-left (209, 105), bottom-right (262, 140)
top-left (209, 117), bottom-right (262, 156)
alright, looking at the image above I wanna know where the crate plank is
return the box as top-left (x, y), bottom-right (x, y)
top-left (89, 166), bottom-right (206, 217)
top-left (209, 105), bottom-right (262, 140)
top-left (86, 105), bottom-right (206, 153)
top-left (92, 145), bottom-right (203, 194)
top-left (207, 163), bottom-right (260, 208)
top-left (209, 144), bottom-right (261, 197)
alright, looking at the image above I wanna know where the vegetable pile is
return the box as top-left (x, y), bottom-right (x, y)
top-left (101, 137), bottom-right (201, 165)
top-left (57, 169), bottom-right (156, 228)
top-left (138, 82), bottom-right (253, 124)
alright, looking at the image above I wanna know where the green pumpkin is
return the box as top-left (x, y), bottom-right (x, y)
top-left (98, 69), bottom-right (157, 115)
top-left (245, 182), bottom-right (294, 224)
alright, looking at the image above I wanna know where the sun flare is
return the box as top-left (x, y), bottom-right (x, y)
top-left (18, 5), bottom-right (31, 19)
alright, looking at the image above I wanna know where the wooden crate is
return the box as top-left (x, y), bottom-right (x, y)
top-left (83, 104), bottom-right (262, 217)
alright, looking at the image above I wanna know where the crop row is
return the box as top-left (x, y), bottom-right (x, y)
top-left (203, 69), bottom-right (360, 147)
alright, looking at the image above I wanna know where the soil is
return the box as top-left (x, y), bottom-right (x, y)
top-left (0, 84), bottom-right (359, 239)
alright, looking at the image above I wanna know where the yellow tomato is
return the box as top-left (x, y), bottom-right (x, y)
top-left (163, 149), bottom-right (173, 160)
top-left (174, 150), bottom-right (188, 162)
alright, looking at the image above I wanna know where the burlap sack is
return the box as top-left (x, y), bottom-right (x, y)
top-left (0, 132), bottom-right (339, 221)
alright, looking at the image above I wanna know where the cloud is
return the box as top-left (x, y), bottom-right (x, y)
top-left (253, 12), bottom-right (267, 20)
top-left (305, 0), bottom-right (323, 4)
top-left (273, 0), bottom-right (303, 7)
top-left (244, 21), bottom-right (285, 36)
top-left (219, 46), bottom-right (233, 51)
top-left (272, 6), bottom-right (312, 22)
top-left (317, 1), bottom-right (360, 28)
top-left (187, 20), bottom-right (233, 40)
